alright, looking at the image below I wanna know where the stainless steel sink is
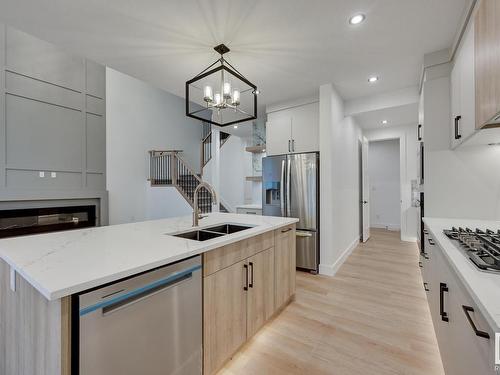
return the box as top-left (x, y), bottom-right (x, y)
top-left (173, 230), bottom-right (225, 241)
top-left (203, 223), bottom-right (253, 234)
top-left (171, 223), bottom-right (253, 241)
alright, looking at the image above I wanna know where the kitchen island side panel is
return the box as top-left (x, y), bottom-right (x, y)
top-left (0, 259), bottom-right (69, 375)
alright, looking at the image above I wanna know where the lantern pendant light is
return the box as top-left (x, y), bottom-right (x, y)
top-left (186, 44), bottom-right (258, 127)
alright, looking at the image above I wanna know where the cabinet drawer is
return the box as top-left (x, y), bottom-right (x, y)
top-left (203, 231), bottom-right (274, 277)
top-left (236, 208), bottom-right (262, 215)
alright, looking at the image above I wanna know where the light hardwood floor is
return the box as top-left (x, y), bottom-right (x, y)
top-left (218, 228), bottom-right (445, 375)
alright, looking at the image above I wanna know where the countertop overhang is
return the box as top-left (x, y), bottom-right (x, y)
top-left (423, 217), bottom-right (500, 331)
top-left (0, 213), bottom-right (298, 301)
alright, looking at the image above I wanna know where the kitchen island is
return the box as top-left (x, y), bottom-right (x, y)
top-left (0, 213), bottom-right (298, 375)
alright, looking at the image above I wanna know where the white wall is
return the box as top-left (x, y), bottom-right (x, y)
top-left (368, 139), bottom-right (401, 230)
top-left (426, 146), bottom-right (500, 219)
top-left (363, 124), bottom-right (418, 241)
top-left (106, 68), bottom-right (202, 224)
top-left (319, 84), bottom-right (363, 276)
top-left (203, 134), bottom-right (253, 212)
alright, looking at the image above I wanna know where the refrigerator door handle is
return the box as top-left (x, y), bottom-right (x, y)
top-left (280, 159), bottom-right (286, 216)
top-left (287, 158), bottom-right (291, 217)
top-left (296, 230), bottom-right (313, 238)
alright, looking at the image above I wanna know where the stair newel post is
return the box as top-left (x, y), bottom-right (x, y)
top-left (171, 152), bottom-right (178, 187)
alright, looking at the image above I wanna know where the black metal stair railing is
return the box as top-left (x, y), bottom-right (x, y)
top-left (148, 150), bottom-right (213, 213)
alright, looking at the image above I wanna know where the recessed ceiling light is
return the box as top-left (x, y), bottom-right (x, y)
top-left (368, 76), bottom-right (379, 83)
top-left (233, 125), bottom-right (238, 129)
top-left (382, 120), bottom-right (388, 125)
top-left (349, 14), bottom-right (366, 25)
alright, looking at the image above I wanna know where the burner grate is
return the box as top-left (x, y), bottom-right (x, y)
top-left (443, 227), bottom-right (500, 272)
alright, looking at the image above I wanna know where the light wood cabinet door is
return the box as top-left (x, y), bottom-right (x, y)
top-left (203, 261), bottom-right (247, 375)
top-left (475, 0), bottom-right (500, 128)
top-left (274, 225), bottom-right (296, 309)
top-left (247, 247), bottom-right (275, 338)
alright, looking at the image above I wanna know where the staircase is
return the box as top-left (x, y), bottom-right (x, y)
top-left (201, 122), bottom-right (231, 169)
top-left (148, 150), bottom-right (214, 213)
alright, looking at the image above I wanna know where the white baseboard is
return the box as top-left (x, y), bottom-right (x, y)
top-left (319, 237), bottom-right (359, 277)
top-left (371, 223), bottom-right (401, 231)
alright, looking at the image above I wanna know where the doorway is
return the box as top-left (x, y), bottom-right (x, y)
top-left (368, 139), bottom-right (401, 232)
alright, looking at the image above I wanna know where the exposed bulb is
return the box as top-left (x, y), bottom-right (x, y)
top-left (232, 89), bottom-right (241, 106)
top-left (223, 82), bottom-right (232, 99)
top-left (214, 93), bottom-right (222, 106)
top-left (203, 85), bottom-right (213, 103)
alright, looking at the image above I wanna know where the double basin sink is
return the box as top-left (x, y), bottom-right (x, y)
top-left (172, 223), bottom-right (253, 241)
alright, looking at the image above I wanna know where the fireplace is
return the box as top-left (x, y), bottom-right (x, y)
top-left (0, 205), bottom-right (97, 238)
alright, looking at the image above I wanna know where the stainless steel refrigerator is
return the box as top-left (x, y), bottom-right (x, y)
top-left (262, 152), bottom-right (319, 273)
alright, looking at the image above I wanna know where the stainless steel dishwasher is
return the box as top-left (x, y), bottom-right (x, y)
top-left (76, 255), bottom-right (202, 375)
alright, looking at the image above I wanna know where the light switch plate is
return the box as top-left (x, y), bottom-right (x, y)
top-left (51, 172), bottom-right (57, 178)
top-left (39, 171), bottom-right (45, 178)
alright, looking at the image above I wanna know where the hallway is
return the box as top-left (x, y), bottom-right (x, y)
top-left (218, 229), bottom-right (445, 375)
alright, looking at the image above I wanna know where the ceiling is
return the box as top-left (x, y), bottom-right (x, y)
top-left (0, 0), bottom-right (468, 109)
top-left (354, 103), bottom-right (419, 130)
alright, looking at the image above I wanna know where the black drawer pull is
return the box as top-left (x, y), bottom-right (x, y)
top-left (462, 306), bottom-right (490, 339)
top-left (419, 261), bottom-right (423, 268)
top-left (440, 283), bottom-right (449, 322)
top-left (281, 228), bottom-right (292, 233)
top-left (423, 252), bottom-right (429, 260)
top-left (423, 282), bottom-right (429, 292)
top-left (243, 264), bottom-right (249, 291)
top-left (249, 262), bottom-right (254, 288)
top-left (454, 116), bottom-right (462, 140)
top-left (428, 238), bottom-right (435, 246)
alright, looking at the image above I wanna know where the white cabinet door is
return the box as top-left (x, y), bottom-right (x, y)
top-left (451, 58), bottom-right (462, 148)
top-left (290, 102), bottom-right (319, 153)
top-left (266, 117), bottom-right (291, 156)
top-left (459, 22), bottom-right (476, 142)
top-left (430, 238), bottom-right (496, 375)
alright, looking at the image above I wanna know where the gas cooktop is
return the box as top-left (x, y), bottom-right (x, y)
top-left (443, 227), bottom-right (500, 273)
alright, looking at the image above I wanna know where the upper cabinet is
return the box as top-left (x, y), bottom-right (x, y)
top-left (266, 101), bottom-right (319, 156)
top-left (475, 0), bottom-right (500, 128)
top-left (450, 20), bottom-right (476, 148)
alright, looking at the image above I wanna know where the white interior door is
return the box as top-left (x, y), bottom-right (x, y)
top-left (362, 137), bottom-right (370, 242)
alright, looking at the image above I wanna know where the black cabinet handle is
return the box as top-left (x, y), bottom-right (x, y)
top-left (249, 262), bottom-right (254, 288)
top-left (419, 261), bottom-right (423, 268)
top-left (288, 140), bottom-right (291, 152)
top-left (292, 139), bottom-right (295, 152)
top-left (423, 252), bottom-right (429, 260)
top-left (440, 283), bottom-right (449, 322)
top-left (454, 116), bottom-right (462, 140)
top-left (243, 264), bottom-right (249, 291)
top-left (417, 124), bottom-right (422, 141)
top-left (428, 238), bottom-right (435, 246)
top-left (423, 282), bottom-right (429, 292)
top-left (423, 229), bottom-right (428, 235)
top-left (281, 227), bottom-right (292, 233)
top-left (462, 306), bottom-right (490, 339)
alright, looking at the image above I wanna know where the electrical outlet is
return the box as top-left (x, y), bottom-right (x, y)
top-left (39, 171), bottom-right (45, 178)
top-left (51, 172), bottom-right (57, 178)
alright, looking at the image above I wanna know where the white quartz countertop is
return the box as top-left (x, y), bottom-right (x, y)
top-left (423, 217), bottom-right (500, 331)
top-left (0, 213), bottom-right (298, 301)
